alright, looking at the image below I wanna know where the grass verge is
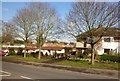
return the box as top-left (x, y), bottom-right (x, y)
top-left (52, 59), bottom-right (120, 70)
top-left (3, 55), bottom-right (120, 70)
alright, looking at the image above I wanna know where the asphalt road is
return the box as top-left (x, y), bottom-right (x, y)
top-left (1, 61), bottom-right (118, 79)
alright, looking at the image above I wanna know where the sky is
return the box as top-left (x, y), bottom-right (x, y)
top-left (2, 2), bottom-right (72, 22)
top-left (1, 1), bottom-right (119, 42)
top-left (1, 0), bottom-right (119, 2)
top-left (1, 0), bottom-right (119, 22)
top-left (1, 2), bottom-right (73, 42)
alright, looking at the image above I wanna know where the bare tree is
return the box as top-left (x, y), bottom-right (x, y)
top-left (2, 21), bottom-right (17, 44)
top-left (30, 3), bottom-right (62, 59)
top-left (12, 8), bottom-right (35, 58)
top-left (66, 2), bottom-right (118, 64)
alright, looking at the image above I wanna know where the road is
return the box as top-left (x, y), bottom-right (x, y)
top-left (1, 61), bottom-right (118, 79)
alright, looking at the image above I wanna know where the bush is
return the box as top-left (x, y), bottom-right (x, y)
top-left (9, 48), bottom-right (16, 55)
top-left (100, 54), bottom-right (120, 62)
top-left (17, 48), bottom-right (23, 56)
top-left (82, 48), bottom-right (92, 58)
top-left (76, 49), bottom-right (92, 58)
top-left (76, 49), bottom-right (83, 58)
top-left (30, 52), bottom-right (37, 58)
top-left (31, 51), bottom-right (43, 58)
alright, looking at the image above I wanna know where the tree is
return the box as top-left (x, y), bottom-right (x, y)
top-left (66, 2), bottom-right (118, 64)
top-left (29, 3), bottom-right (62, 59)
top-left (2, 21), bottom-right (17, 44)
top-left (12, 8), bottom-right (35, 58)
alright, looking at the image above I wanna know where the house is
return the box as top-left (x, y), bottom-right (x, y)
top-left (95, 28), bottom-right (120, 55)
top-left (2, 42), bottom-right (75, 57)
top-left (76, 27), bottom-right (120, 55)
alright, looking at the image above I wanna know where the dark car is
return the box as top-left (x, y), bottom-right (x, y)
top-left (0, 50), bottom-right (9, 56)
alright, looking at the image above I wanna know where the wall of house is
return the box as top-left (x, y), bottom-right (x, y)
top-left (96, 47), bottom-right (103, 55)
top-left (96, 36), bottom-right (120, 55)
top-left (76, 42), bottom-right (91, 48)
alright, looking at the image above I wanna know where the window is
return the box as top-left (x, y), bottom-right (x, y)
top-left (104, 38), bottom-right (110, 42)
top-left (114, 37), bottom-right (120, 42)
top-left (104, 49), bottom-right (110, 54)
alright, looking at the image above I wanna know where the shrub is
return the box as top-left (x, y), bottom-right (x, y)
top-left (100, 54), bottom-right (120, 62)
top-left (83, 48), bottom-right (92, 58)
top-left (95, 54), bottom-right (100, 61)
top-left (31, 51), bottom-right (43, 58)
top-left (31, 52), bottom-right (37, 58)
top-left (76, 49), bottom-right (92, 58)
top-left (76, 49), bottom-right (83, 58)
top-left (9, 48), bottom-right (16, 55)
top-left (17, 48), bottom-right (23, 56)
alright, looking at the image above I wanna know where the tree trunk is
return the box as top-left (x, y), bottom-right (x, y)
top-left (91, 44), bottom-right (95, 65)
top-left (24, 42), bottom-right (27, 58)
top-left (38, 46), bottom-right (41, 59)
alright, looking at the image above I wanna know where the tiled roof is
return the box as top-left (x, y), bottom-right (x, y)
top-left (78, 27), bottom-right (120, 38)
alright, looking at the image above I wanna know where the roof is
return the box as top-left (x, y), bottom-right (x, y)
top-left (77, 27), bottom-right (120, 39)
top-left (98, 27), bottom-right (120, 37)
top-left (41, 46), bottom-right (64, 50)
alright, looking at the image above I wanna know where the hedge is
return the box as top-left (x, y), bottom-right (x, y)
top-left (100, 54), bottom-right (120, 62)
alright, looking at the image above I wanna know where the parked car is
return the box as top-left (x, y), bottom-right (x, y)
top-left (0, 50), bottom-right (9, 56)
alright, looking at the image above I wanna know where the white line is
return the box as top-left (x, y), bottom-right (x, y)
top-left (0, 70), bottom-right (11, 76)
top-left (21, 76), bottom-right (32, 79)
top-left (0, 75), bottom-right (11, 76)
top-left (0, 70), bottom-right (11, 75)
top-left (0, 71), bottom-right (11, 76)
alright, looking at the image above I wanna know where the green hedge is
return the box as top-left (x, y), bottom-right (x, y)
top-left (100, 54), bottom-right (120, 62)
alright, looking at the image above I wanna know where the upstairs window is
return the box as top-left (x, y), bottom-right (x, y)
top-left (104, 38), bottom-right (110, 42)
top-left (114, 37), bottom-right (120, 42)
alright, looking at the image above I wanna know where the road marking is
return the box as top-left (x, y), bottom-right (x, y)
top-left (0, 71), bottom-right (11, 74)
top-left (21, 76), bottom-right (32, 79)
top-left (0, 75), bottom-right (11, 76)
top-left (0, 70), bottom-right (11, 76)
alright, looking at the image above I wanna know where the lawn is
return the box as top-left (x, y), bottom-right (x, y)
top-left (2, 55), bottom-right (52, 63)
top-left (3, 55), bottom-right (120, 70)
top-left (52, 59), bottom-right (119, 70)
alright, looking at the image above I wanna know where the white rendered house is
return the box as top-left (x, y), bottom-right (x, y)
top-left (77, 27), bottom-right (120, 55)
top-left (96, 36), bottom-right (120, 55)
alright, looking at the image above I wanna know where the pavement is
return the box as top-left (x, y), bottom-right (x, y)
top-left (1, 57), bottom-right (119, 80)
